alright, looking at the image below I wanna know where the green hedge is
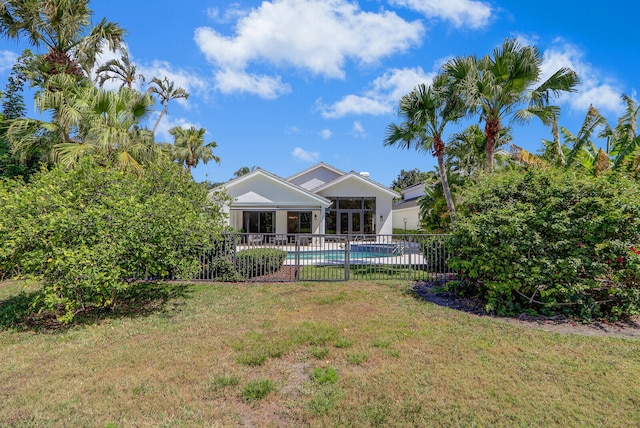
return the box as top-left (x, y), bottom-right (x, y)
top-left (236, 248), bottom-right (287, 279)
top-left (0, 158), bottom-right (225, 322)
top-left (448, 168), bottom-right (640, 321)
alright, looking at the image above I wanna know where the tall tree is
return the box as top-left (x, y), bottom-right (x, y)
top-left (168, 125), bottom-right (220, 173)
top-left (447, 124), bottom-right (512, 176)
top-left (148, 77), bottom-right (189, 135)
top-left (390, 168), bottom-right (430, 191)
top-left (384, 74), bottom-right (464, 222)
top-left (607, 94), bottom-right (640, 173)
top-left (564, 105), bottom-right (608, 171)
top-left (233, 165), bottom-right (257, 178)
top-left (443, 38), bottom-right (579, 171)
top-left (7, 73), bottom-right (158, 171)
top-left (0, 0), bottom-right (125, 79)
top-left (96, 48), bottom-right (144, 89)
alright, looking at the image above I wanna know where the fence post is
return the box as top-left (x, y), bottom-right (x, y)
top-left (408, 235), bottom-right (412, 280)
top-left (345, 235), bottom-right (350, 281)
top-left (295, 236), bottom-right (300, 280)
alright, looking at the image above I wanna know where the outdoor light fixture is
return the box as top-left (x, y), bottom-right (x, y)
top-left (380, 215), bottom-right (383, 223)
top-left (404, 218), bottom-right (407, 234)
top-left (314, 213), bottom-right (317, 220)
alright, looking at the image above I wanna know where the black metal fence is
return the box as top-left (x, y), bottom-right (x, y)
top-left (194, 233), bottom-right (455, 282)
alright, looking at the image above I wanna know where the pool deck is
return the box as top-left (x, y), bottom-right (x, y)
top-left (238, 240), bottom-right (429, 266)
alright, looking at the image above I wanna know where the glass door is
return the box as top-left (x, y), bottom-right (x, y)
top-left (340, 212), bottom-right (362, 234)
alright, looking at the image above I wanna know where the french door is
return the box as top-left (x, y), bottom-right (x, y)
top-left (340, 211), bottom-right (362, 234)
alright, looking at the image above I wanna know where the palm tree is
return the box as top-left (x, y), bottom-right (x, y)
top-left (233, 165), bottom-right (258, 178)
top-left (0, 0), bottom-right (125, 79)
top-left (96, 48), bottom-right (144, 89)
top-left (607, 94), bottom-right (640, 173)
top-left (443, 38), bottom-right (579, 172)
top-left (8, 73), bottom-right (158, 171)
top-left (148, 77), bottom-right (189, 135)
top-left (168, 126), bottom-right (220, 173)
top-left (384, 74), bottom-right (464, 222)
top-left (447, 124), bottom-right (513, 176)
top-left (539, 113), bottom-right (567, 166)
top-left (564, 105), bottom-right (608, 171)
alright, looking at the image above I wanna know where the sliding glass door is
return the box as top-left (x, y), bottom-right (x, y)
top-left (287, 211), bottom-right (312, 234)
top-left (242, 211), bottom-right (274, 233)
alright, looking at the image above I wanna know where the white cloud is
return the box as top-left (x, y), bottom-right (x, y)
top-left (194, 0), bottom-right (424, 92)
top-left (93, 46), bottom-right (210, 106)
top-left (153, 114), bottom-right (198, 143)
top-left (0, 50), bottom-right (18, 73)
top-left (139, 60), bottom-right (210, 106)
top-left (206, 4), bottom-right (248, 23)
top-left (319, 129), bottom-right (332, 139)
top-left (541, 41), bottom-right (624, 115)
top-left (319, 66), bottom-right (436, 118)
top-left (291, 147), bottom-right (320, 162)
top-left (352, 121), bottom-right (366, 137)
top-left (214, 68), bottom-right (291, 99)
top-left (390, 0), bottom-right (492, 29)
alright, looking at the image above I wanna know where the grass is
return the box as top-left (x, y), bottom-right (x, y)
top-left (1, 279), bottom-right (640, 426)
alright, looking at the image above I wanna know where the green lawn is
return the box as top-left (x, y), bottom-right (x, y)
top-left (1, 280), bottom-right (639, 427)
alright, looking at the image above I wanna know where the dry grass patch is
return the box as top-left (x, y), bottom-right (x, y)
top-left (1, 280), bottom-right (639, 426)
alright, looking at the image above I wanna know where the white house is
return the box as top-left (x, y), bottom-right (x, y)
top-left (211, 162), bottom-right (399, 240)
top-left (392, 182), bottom-right (426, 231)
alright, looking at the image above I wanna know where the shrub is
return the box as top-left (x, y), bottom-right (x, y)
top-left (204, 235), bottom-right (240, 281)
top-left (0, 158), bottom-right (225, 322)
top-left (449, 168), bottom-right (640, 320)
top-left (419, 235), bottom-right (451, 272)
top-left (235, 248), bottom-right (287, 279)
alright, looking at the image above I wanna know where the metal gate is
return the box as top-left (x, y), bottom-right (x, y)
top-left (194, 233), bottom-right (454, 282)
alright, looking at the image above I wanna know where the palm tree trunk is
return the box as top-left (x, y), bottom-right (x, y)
top-left (152, 106), bottom-right (167, 135)
top-left (485, 119), bottom-right (501, 172)
top-left (434, 137), bottom-right (456, 223)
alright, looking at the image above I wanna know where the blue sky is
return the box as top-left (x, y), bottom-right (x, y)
top-left (1, 0), bottom-right (638, 187)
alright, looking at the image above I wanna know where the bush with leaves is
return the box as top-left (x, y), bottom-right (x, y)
top-left (449, 168), bottom-right (640, 320)
top-left (235, 248), bottom-right (287, 279)
top-left (0, 157), bottom-right (225, 322)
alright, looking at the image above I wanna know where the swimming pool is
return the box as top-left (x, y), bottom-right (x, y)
top-left (286, 248), bottom-right (396, 262)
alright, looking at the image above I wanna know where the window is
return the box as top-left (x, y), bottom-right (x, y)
top-left (326, 197), bottom-right (376, 234)
top-left (287, 211), bottom-right (312, 234)
top-left (242, 211), bottom-right (274, 233)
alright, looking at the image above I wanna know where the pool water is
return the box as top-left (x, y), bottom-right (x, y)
top-left (286, 249), bottom-right (394, 261)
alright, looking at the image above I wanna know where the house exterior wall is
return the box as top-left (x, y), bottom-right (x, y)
top-left (316, 179), bottom-right (394, 235)
top-left (214, 164), bottom-right (397, 237)
top-left (230, 177), bottom-right (316, 205)
top-left (392, 206), bottom-right (421, 231)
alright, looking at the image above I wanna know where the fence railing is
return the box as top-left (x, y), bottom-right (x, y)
top-left (194, 233), bottom-right (455, 282)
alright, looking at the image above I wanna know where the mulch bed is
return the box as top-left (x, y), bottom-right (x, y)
top-left (248, 266), bottom-right (297, 282)
top-left (412, 280), bottom-right (640, 338)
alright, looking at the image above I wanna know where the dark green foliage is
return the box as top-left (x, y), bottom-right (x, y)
top-left (0, 50), bottom-right (42, 180)
top-left (449, 168), bottom-right (640, 320)
top-left (390, 168), bottom-right (430, 191)
top-left (419, 236), bottom-right (451, 272)
top-left (0, 157), bottom-right (225, 322)
top-left (204, 235), bottom-right (240, 281)
top-left (235, 248), bottom-right (287, 279)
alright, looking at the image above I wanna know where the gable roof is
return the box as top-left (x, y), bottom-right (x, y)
top-left (313, 171), bottom-right (400, 198)
top-left (285, 162), bottom-right (346, 191)
top-left (285, 162), bottom-right (346, 182)
top-left (211, 168), bottom-right (332, 207)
